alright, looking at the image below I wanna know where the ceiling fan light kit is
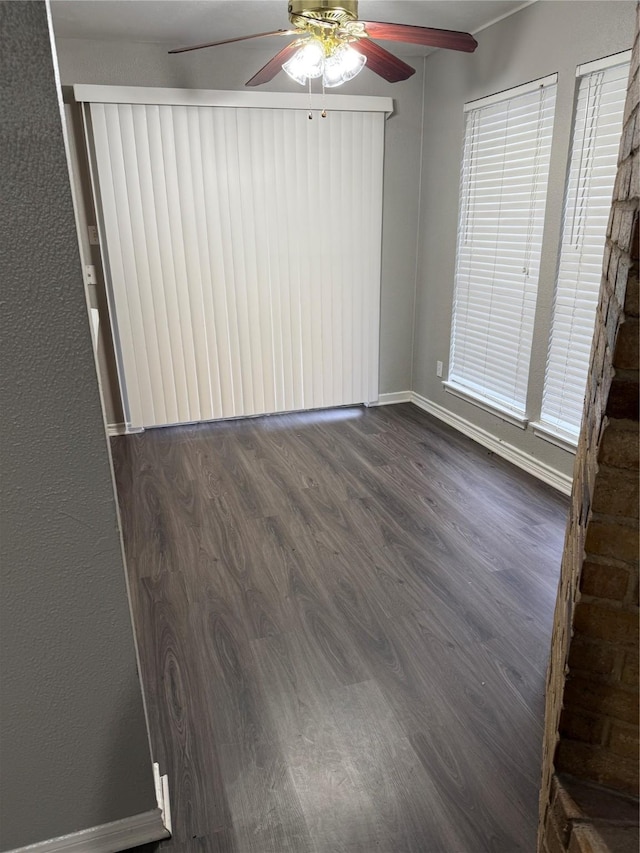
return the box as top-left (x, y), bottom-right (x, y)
top-left (169, 0), bottom-right (477, 90)
top-left (282, 38), bottom-right (367, 87)
top-left (282, 38), bottom-right (325, 84)
top-left (322, 44), bottom-right (367, 87)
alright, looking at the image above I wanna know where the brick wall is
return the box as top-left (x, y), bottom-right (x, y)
top-left (538, 7), bottom-right (639, 852)
top-left (544, 774), bottom-right (638, 853)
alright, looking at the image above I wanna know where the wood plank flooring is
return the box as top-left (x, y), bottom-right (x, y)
top-left (112, 403), bottom-right (568, 853)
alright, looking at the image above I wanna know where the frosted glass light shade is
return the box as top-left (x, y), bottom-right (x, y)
top-left (283, 39), bottom-right (325, 85)
top-left (323, 45), bottom-right (366, 87)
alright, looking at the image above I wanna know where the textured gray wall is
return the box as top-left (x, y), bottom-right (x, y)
top-left (0, 3), bottom-right (157, 848)
top-left (413, 0), bottom-right (636, 479)
top-left (53, 34), bottom-right (424, 412)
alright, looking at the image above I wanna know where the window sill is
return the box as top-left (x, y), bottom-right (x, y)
top-left (530, 421), bottom-right (578, 453)
top-left (443, 381), bottom-right (528, 429)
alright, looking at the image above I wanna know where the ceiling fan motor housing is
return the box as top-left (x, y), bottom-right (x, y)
top-left (288, 0), bottom-right (359, 30)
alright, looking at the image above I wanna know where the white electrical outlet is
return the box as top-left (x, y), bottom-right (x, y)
top-left (88, 225), bottom-right (99, 245)
top-left (436, 360), bottom-right (443, 378)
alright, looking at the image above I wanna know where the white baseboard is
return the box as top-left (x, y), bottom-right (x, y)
top-left (7, 809), bottom-right (170, 853)
top-left (372, 391), bottom-right (412, 406)
top-left (107, 423), bottom-right (145, 436)
top-left (411, 392), bottom-right (572, 496)
top-left (109, 393), bottom-right (571, 494)
top-left (107, 422), bottom-right (127, 436)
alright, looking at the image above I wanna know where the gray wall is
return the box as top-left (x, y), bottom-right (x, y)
top-left (54, 35), bottom-right (425, 421)
top-left (413, 0), bottom-right (636, 478)
top-left (0, 3), bottom-right (157, 849)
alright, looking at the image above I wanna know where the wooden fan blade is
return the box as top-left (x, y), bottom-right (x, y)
top-left (362, 21), bottom-right (478, 53)
top-left (351, 40), bottom-right (416, 83)
top-left (169, 29), bottom-right (297, 54)
top-left (245, 41), bottom-right (301, 87)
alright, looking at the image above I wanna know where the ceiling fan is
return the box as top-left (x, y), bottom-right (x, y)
top-left (169, 1), bottom-right (477, 88)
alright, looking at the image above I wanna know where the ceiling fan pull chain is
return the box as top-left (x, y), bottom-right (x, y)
top-left (308, 74), bottom-right (313, 119)
top-left (322, 77), bottom-right (327, 118)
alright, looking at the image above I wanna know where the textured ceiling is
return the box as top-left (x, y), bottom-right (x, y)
top-left (50, 1), bottom-right (529, 54)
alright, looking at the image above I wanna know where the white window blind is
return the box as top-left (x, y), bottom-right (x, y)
top-left (448, 76), bottom-right (557, 423)
top-left (78, 87), bottom-right (389, 430)
top-left (539, 54), bottom-right (630, 443)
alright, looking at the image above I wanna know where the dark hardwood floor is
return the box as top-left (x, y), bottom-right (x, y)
top-left (113, 403), bottom-right (568, 853)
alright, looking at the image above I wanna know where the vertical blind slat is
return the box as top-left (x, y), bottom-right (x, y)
top-left (146, 105), bottom-right (190, 423)
top-left (121, 105), bottom-right (166, 425)
top-left (107, 103), bottom-right (156, 426)
top-left (134, 105), bottom-right (179, 424)
top-left (192, 108), bottom-right (223, 419)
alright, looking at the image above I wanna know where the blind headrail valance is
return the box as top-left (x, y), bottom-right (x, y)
top-left (73, 84), bottom-right (394, 117)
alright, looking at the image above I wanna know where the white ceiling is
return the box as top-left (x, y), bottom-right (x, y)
top-left (50, 1), bottom-right (528, 54)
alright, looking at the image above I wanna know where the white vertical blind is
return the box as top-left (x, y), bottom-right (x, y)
top-left (539, 55), bottom-right (630, 441)
top-left (448, 77), bottom-right (557, 421)
top-left (85, 95), bottom-right (385, 430)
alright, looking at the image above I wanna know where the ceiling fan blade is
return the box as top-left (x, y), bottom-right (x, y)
top-left (362, 21), bottom-right (478, 53)
top-left (169, 29), bottom-right (297, 55)
top-left (351, 40), bottom-right (416, 83)
top-left (245, 41), bottom-right (302, 87)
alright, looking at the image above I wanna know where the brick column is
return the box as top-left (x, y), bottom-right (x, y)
top-left (538, 8), bottom-right (639, 852)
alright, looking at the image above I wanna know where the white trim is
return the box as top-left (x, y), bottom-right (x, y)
top-left (471, 0), bottom-right (538, 35)
top-left (443, 381), bottom-right (528, 429)
top-left (107, 423), bottom-right (145, 436)
top-left (161, 774), bottom-right (172, 836)
top-left (72, 85), bottom-right (394, 116)
top-left (80, 103), bottom-right (133, 428)
top-left (6, 810), bottom-right (169, 853)
top-left (530, 420), bottom-right (578, 453)
top-left (107, 422), bottom-right (127, 436)
top-left (464, 73), bottom-right (557, 112)
top-left (411, 392), bottom-right (572, 495)
top-left (409, 58), bottom-right (427, 395)
top-left (372, 391), bottom-right (412, 406)
top-left (577, 50), bottom-right (632, 77)
top-left (153, 762), bottom-right (173, 835)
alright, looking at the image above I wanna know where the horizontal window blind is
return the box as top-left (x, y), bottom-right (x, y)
top-left (449, 77), bottom-right (557, 419)
top-left (539, 55), bottom-right (630, 441)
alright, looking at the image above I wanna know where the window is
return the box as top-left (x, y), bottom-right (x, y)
top-left (536, 53), bottom-right (631, 445)
top-left (447, 76), bottom-right (557, 425)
